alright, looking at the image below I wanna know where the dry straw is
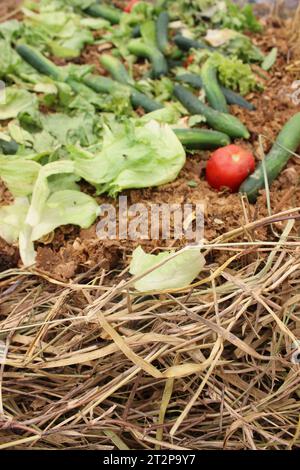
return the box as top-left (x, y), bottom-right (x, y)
top-left (0, 0), bottom-right (300, 451)
top-left (1, 207), bottom-right (300, 450)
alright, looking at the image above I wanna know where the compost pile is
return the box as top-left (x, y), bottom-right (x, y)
top-left (0, 0), bottom-right (300, 450)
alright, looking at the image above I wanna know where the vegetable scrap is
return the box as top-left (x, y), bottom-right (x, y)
top-left (0, 0), bottom-right (300, 287)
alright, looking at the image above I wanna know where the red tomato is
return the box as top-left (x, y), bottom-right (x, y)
top-left (184, 54), bottom-right (195, 68)
top-left (124, 0), bottom-right (139, 13)
top-left (206, 144), bottom-right (255, 192)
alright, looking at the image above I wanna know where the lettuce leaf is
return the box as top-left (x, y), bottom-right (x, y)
top-left (0, 159), bottom-right (99, 266)
top-left (0, 87), bottom-right (38, 120)
top-left (141, 106), bottom-right (181, 125)
top-left (0, 116), bottom-right (186, 266)
top-left (209, 53), bottom-right (260, 95)
top-left (21, 6), bottom-right (95, 58)
top-left (69, 119), bottom-right (186, 196)
top-left (30, 190), bottom-right (99, 241)
top-left (0, 157), bottom-right (41, 197)
top-left (129, 246), bottom-right (205, 292)
top-left (0, 198), bottom-right (29, 244)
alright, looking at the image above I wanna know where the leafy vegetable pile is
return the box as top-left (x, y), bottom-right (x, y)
top-left (0, 0), bottom-right (279, 281)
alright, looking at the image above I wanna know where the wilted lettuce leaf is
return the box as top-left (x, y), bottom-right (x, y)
top-left (21, 6), bottom-right (95, 58)
top-left (11, 108), bottom-right (101, 152)
top-left (0, 157), bottom-right (41, 196)
top-left (141, 106), bottom-right (181, 125)
top-left (0, 115), bottom-right (186, 266)
top-left (0, 187), bottom-right (99, 267)
top-left (68, 119), bottom-right (186, 196)
top-left (129, 246), bottom-right (206, 292)
top-left (30, 190), bottom-right (99, 241)
top-left (0, 40), bottom-right (23, 78)
top-left (25, 160), bottom-right (75, 227)
top-left (8, 159), bottom-right (100, 266)
top-left (39, 112), bottom-right (100, 147)
top-left (0, 198), bottom-right (29, 244)
top-left (0, 19), bottom-right (22, 41)
top-left (0, 87), bottom-right (38, 120)
top-left (223, 35), bottom-right (264, 63)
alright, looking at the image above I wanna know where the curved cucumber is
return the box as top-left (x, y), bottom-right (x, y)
top-left (0, 139), bottom-right (19, 155)
top-left (99, 54), bottom-right (133, 85)
top-left (174, 85), bottom-right (250, 140)
top-left (174, 129), bottom-right (230, 150)
top-left (84, 3), bottom-right (121, 24)
top-left (83, 74), bottom-right (119, 94)
top-left (222, 87), bottom-right (255, 110)
top-left (16, 44), bottom-right (63, 80)
top-left (174, 35), bottom-right (214, 53)
top-left (128, 39), bottom-right (168, 79)
top-left (130, 90), bottom-right (163, 112)
top-left (201, 60), bottom-right (228, 113)
top-left (175, 73), bottom-right (255, 110)
top-left (156, 11), bottom-right (170, 55)
top-left (239, 112), bottom-right (300, 202)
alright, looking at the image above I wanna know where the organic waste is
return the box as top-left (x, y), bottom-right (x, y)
top-left (1, 0), bottom-right (300, 453)
top-left (0, 0), bottom-right (299, 277)
top-left (206, 144), bottom-right (255, 191)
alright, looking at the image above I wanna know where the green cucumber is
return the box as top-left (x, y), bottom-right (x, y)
top-left (95, 56), bottom-right (163, 112)
top-left (83, 74), bottom-right (119, 94)
top-left (130, 90), bottom-right (163, 112)
top-left (0, 139), bottom-right (19, 155)
top-left (66, 78), bottom-right (98, 96)
top-left (239, 112), bottom-right (300, 202)
top-left (99, 54), bottom-right (133, 85)
top-left (220, 87), bottom-right (255, 111)
top-left (174, 85), bottom-right (250, 140)
top-left (174, 35), bottom-right (214, 53)
top-left (84, 2), bottom-right (121, 24)
top-left (128, 39), bottom-right (168, 79)
top-left (156, 11), bottom-right (170, 55)
top-left (16, 44), bottom-right (64, 80)
top-left (16, 43), bottom-right (162, 113)
top-left (201, 60), bottom-right (228, 113)
top-left (174, 129), bottom-right (230, 150)
top-left (84, 73), bottom-right (162, 113)
top-left (175, 73), bottom-right (255, 110)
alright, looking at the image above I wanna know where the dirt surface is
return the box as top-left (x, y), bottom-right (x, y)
top-left (1, 16), bottom-right (300, 279)
top-left (0, 0), bottom-right (21, 20)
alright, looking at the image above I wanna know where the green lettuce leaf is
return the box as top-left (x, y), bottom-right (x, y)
top-left (0, 19), bottom-right (22, 41)
top-left (129, 246), bottom-right (206, 292)
top-left (141, 106), bottom-right (181, 125)
top-left (0, 198), bottom-right (29, 244)
top-left (0, 158), bottom-right (99, 266)
top-left (21, 4), bottom-right (99, 58)
top-left (209, 53), bottom-right (260, 95)
top-left (25, 160), bottom-right (75, 227)
top-left (30, 189), bottom-right (99, 241)
top-left (69, 119), bottom-right (186, 196)
top-left (0, 157), bottom-right (41, 197)
top-left (0, 87), bottom-right (38, 120)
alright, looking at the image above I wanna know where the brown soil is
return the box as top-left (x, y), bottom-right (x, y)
top-left (1, 17), bottom-right (300, 280)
